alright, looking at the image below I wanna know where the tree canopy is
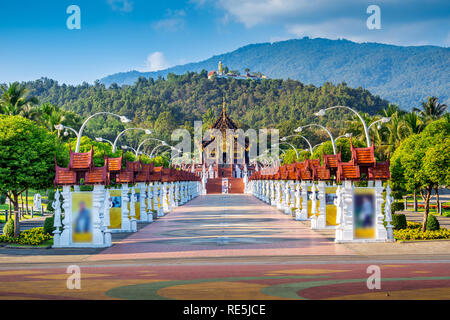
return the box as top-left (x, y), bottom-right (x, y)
top-left (0, 115), bottom-right (59, 235)
top-left (390, 118), bottom-right (450, 230)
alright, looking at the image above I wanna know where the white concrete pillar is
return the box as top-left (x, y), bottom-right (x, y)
top-left (375, 180), bottom-right (388, 241)
top-left (138, 183), bottom-right (148, 222)
top-left (103, 188), bottom-right (112, 247)
top-left (130, 188), bottom-right (137, 232)
top-left (59, 185), bottom-right (72, 246)
top-left (311, 181), bottom-right (327, 229)
top-left (52, 189), bottom-right (62, 247)
top-left (121, 184), bottom-right (132, 231)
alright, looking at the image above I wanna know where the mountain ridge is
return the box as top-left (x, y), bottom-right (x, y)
top-left (100, 37), bottom-right (449, 110)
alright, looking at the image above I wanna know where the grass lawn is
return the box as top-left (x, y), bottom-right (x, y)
top-left (0, 212), bottom-right (40, 223)
top-left (405, 207), bottom-right (450, 217)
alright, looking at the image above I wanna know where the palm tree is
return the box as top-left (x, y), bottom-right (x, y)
top-left (0, 82), bottom-right (38, 116)
top-left (379, 104), bottom-right (404, 118)
top-left (413, 97), bottom-right (447, 121)
top-left (37, 103), bottom-right (66, 133)
top-left (401, 111), bottom-right (424, 135)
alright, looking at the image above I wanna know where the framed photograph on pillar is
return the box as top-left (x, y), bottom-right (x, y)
top-left (325, 187), bottom-right (338, 226)
top-left (109, 190), bottom-right (122, 229)
top-left (72, 192), bottom-right (93, 243)
top-left (353, 188), bottom-right (376, 239)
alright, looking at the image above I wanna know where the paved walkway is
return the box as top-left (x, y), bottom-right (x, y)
top-left (90, 195), bottom-right (355, 261)
top-left (1, 194), bottom-right (450, 300)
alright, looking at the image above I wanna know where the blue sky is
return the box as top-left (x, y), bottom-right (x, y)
top-left (0, 0), bottom-right (449, 84)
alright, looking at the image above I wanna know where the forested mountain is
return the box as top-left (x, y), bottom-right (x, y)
top-left (100, 37), bottom-right (450, 110)
top-left (22, 73), bottom-right (389, 144)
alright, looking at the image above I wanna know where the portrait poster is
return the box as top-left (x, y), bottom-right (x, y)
top-left (353, 188), bottom-right (376, 239)
top-left (325, 187), bottom-right (338, 226)
top-left (222, 178), bottom-right (229, 194)
top-left (109, 189), bottom-right (122, 229)
top-left (72, 192), bottom-right (93, 243)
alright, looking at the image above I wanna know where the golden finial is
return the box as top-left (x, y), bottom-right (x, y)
top-left (222, 97), bottom-right (226, 121)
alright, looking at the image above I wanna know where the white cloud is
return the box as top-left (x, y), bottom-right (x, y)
top-left (218, 0), bottom-right (335, 27)
top-left (216, 0), bottom-right (450, 46)
top-left (142, 52), bottom-right (171, 72)
top-left (153, 9), bottom-right (186, 32)
top-left (107, 0), bottom-right (133, 13)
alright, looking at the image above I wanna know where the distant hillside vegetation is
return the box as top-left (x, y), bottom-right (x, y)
top-left (100, 37), bottom-right (450, 110)
top-left (24, 73), bottom-right (389, 143)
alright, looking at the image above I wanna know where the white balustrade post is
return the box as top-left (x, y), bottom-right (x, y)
top-left (59, 185), bottom-right (72, 246)
top-left (284, 182), bottom-right (291, 214)
top-left (312, 181), bottom-right (327, 229)
top-left (121, 184), bottom-right (131, 231)
top-left (309, 184), bottom-right (318, 228)
top-left (146, 184), bottom-right (153, 223)
top-left (375, 180), bottom-right (388, 241)
top-left (138, 183), bottom-right (148, 222)
top-left (92, 185), bottom-right (105, 246)
top-left (384, 183), bottom-right (395, 241)
top-left (335, 181), bottom-right (354, 242)
top-left (300, 181), bottom-right (308, 219)
top-left (156, 183), bottom-right (163, 217)
top-left (276, 182), bottom-right (283, 210)
top-left (334, 185), bottom-right (343, 236)
top-left (163, 182), bottom-right (170, 213)
top-left (52, 189), bottom-right (62, 247)
top-left (130, 188), bottom-right (137, 232)
top-left (103, 188), bottom-right (112, 246)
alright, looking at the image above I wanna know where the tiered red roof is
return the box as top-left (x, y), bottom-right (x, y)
top-left (55, 147), bottom-right (199, 186)
top-left (250, 141), bottom-right (390, 183)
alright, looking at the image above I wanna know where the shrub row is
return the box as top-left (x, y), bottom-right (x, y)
top-left (0, 227), bottom-right (52, 245)
top-left (394, 221), bottom-right (450, 240)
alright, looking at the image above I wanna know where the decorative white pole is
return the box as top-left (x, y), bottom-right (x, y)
top-left (276, 181), bottom-right (283, 210)
top-left (138, 183), bottom-right (148, 222)
top-left (147, 184), bottom-right (153, 223)
top-left (284, 182), bottom-right (291, 214)
top-left (130, 188), bottom-right (137, 232)
top-left (300, 181), bottom-right (308, 219)
top-left (310, 184), bottom-right (318, 226)
top-left (334, 186), bottom-right (343, 232)
top-left (121, 184), bottom-right (131, 231)
top-left (335, 181), bottom-right (354, 242)
top-left (92, 185), bottom-right (106, 246)
top-left (103, 189), bottom-right (112, 246)
top-left (59, 185), bottom-right (72, 246)
top-left (174, 182), bottom-right (180, 207)
top-left (52, 189), bottom-right (62, 247)
top-left (384, 183), bottom-right (395, 241)
top-left (312, 181), bottom-right (327, 229)
top-left (156, 183), bottom-right (164, 216)
top-left (163, 182), bottom-right (170, 213)
top-left (375, 180), bottom-right (388, 240)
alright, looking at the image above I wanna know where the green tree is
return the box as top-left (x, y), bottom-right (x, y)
top-left (0, 82), bottom-right (38, 116)
top-left (0, 115), bottom-right (58, 236)
top-left (390, 119), bottom-right (450, 231)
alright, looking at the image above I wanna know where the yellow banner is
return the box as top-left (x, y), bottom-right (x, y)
top-left (325, 187), bottom-right (338, 226)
